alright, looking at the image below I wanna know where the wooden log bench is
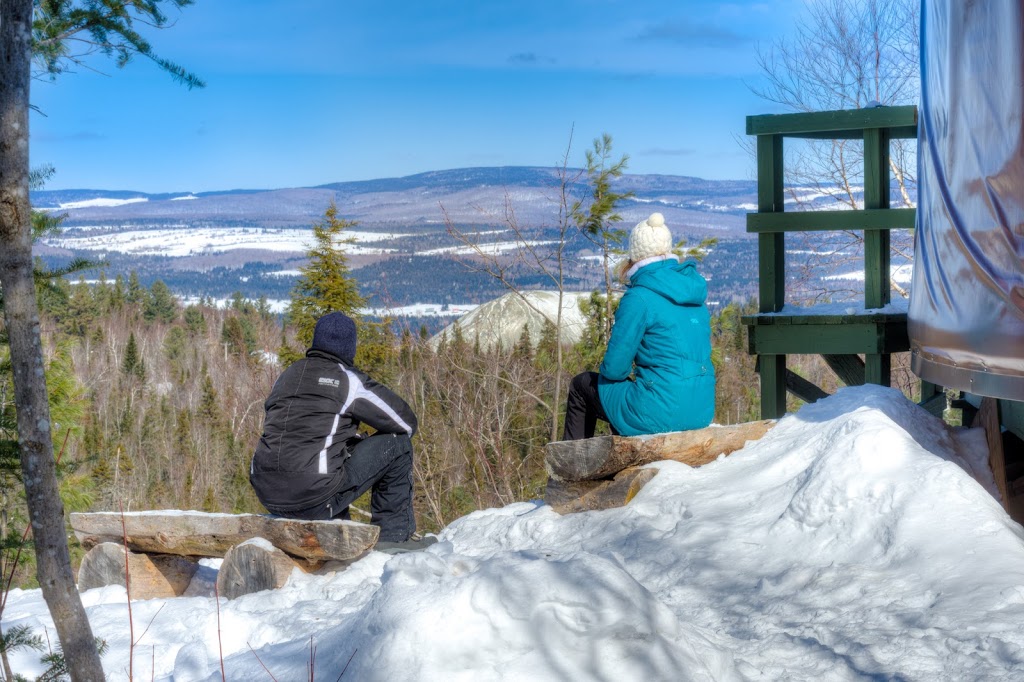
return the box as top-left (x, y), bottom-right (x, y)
top-left (544, 420), bottom-right (776, 513)
top-left (70, 511), bottom-right (379, 600)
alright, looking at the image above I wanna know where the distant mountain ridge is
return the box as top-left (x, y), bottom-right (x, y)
top-left (30, 166), bottom-right (758, 231)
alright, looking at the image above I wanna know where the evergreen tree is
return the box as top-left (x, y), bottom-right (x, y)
top-left (121, 333), bottom-right (145, 381)
top-left (143, 279), bottom-right (177, 323)
top-left (63, 276), bottom-right (95, 337)
top-left (578, 134), bottom-right (633, 341)
top-left (286, 201), bottom-right (366, 351)
top-left (126, 271), bottom-right (143, 305)
top-left (183, 305), bottom-right (206, 335)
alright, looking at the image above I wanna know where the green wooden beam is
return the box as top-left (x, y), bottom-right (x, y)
top-left (822, 354), bottom-right (866, 386)
top-left (742, 311), bottom-right (907, 326)
top-left (746, 320), bottom-right (910, 355)
top-left (746, 208), bottom-right (915, 234)
top-left (785, 370), bottom-right (830, 404)
top-left (758, 126), bottom-right (917, 141)
top-left (746, 105), bottom-right (917, 137)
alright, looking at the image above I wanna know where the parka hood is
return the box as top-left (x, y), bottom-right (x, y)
top-left (629, 258), bottom-right (708, 306)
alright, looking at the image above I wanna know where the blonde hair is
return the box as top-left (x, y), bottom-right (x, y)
top-left (615, 258), bottom-right (635, 285)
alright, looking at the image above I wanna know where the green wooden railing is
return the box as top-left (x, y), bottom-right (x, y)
top-left (742, 105), bottom-right (918, 419)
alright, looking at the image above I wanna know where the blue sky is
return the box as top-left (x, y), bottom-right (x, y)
top-left (29, 0), bottom-right (799, 193)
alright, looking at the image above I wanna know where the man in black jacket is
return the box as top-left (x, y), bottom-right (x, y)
top-left (251, 312), bottom-right (420, 544)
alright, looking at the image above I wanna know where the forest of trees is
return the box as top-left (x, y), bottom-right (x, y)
top-left (0, 235), bottom-right (894, 583)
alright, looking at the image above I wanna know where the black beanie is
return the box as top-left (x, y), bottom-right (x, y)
top-left (311, 312), bottom-right (357, 364)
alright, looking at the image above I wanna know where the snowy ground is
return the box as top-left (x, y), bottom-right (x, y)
top-left (4, 385), bottom-right (1024, 681)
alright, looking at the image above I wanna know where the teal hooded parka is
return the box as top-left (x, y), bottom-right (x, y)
top-left (597, 256), bottom-right (715, 436)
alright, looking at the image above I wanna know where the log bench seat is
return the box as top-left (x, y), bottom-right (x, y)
top-left (543, 420), bottom-right (776, 513)
top-left (70, 511), bottom-right (380, 600)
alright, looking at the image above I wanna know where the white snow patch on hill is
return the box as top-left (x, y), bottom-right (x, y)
top-left (44, 227), bottom-right (408, 256)
top-left (57, 197), bottom-right (149, 210)
top-left (3, 386), bottom-right (1024, 681)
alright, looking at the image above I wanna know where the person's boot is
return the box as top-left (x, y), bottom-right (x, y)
top-left (374, 535), bottom-right (438, 555)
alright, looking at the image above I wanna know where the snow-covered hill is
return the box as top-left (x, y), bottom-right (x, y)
top-left (4, 385), bottom-right (1023, 680)
top-left (431, 290), bottom-right (593, 350)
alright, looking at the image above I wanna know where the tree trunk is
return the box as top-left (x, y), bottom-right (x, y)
top-left (0, 3), bottom-right (105, 679)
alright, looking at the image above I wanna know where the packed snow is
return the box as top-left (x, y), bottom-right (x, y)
top-left (4, 385), bottom-right (1024, 681)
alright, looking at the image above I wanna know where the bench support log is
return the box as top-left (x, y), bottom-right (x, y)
top-left (216, 540), bottom-right (317, 600)
top-left (77, 543), bottom-right (199, 600)
top-left (546, 467), bottom-right (659, 514)
top-left (545, 420), bottom-right (775, 483)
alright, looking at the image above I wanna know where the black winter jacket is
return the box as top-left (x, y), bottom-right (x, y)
top-left (250, 349), bottom-right (418, 513)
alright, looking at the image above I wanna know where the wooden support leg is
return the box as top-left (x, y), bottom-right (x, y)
top-left (865, 353), bottom-right (891, 387)
top-left (759, 354), bottom-right (787, 419)
top-left (918, 381), bottom-right (946, 417)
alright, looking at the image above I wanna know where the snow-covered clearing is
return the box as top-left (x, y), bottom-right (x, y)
top-left (4, 385), bottom-right (1023, 680)
top-left (44, 227), bottom-right (409, 257)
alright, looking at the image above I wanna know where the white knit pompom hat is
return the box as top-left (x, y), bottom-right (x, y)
top-left (628, 212), bottom-right (672, 262)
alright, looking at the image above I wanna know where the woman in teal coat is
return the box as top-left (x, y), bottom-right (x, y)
top-left (563, 212), bottom-right (715, 439)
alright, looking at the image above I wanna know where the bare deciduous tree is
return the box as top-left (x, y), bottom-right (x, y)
top-left (751, 0), bottom-right (919, 302)
top-left (442, 134), bottom-right (588, 441)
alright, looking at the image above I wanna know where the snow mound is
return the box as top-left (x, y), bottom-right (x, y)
top-left (4, 386), bottom-right (1024, 681)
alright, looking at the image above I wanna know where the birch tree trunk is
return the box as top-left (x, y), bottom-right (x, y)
top-left (0, 2), bottom-right (105, 679)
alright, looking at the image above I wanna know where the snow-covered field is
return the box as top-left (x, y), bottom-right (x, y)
top-left (4, 385), bottom-right (1024, 681)
top-left (177, 296), bottom-right (479, 319)
top-left (44, 227), bottom-right (410, 257)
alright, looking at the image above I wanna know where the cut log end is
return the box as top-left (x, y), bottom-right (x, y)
top-left (216, 541), bottom-right (318, 600)
top-left (78, 542), bottom-right (199, 600)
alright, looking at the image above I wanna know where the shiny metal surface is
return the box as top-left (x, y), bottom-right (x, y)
top-left (910, 0), bottom-right (1024, 399)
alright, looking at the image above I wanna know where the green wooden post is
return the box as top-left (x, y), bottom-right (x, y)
top-left (756, 133), bottom-right (786, 417)
top-left (863, 126), bottom-right (891, 387)
top-left (863, 127), bottom-right (891, 309)
top-left (757, 134), bottom-right (785, 313)
top-left (759, 354), bottom-right (786, 418)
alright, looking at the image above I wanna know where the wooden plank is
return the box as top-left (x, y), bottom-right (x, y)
top-left (69, 511), bottom-right (379, 561)
top-left (547, 467), bottom-right (660, 515)
top-left (785, 370), bottom-right (829, 404)
top-left (746, 208), bottom-right (915, 234)
top-left (746, 106), bottom-right (917, 137)
top-left (972, 398), bottom-right (1008, 511)
top-left (747, 322), bottom-right (903, 355)
top-left (545, 420), bottom-right (776, 482)
top-left (216, 539), bottom-right (316, 600)
top-left (743, 311), bottom-right (908, 326)
top-left (822, 354), bottom-right (866, 386)
top-left (77, 543), bottom-right (199, 600)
